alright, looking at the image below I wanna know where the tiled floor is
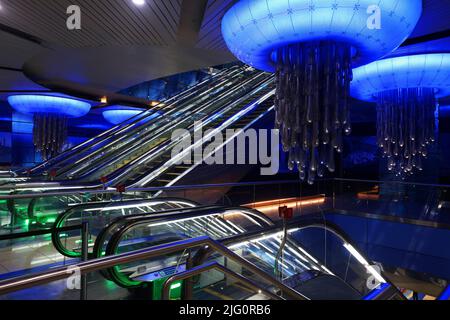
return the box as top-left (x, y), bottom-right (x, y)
top-left (0, 237), bottom-right (71, 276)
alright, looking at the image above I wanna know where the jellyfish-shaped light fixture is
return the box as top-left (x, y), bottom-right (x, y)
top-left (352, 53), bottom-right (450, 177)
top-left (222, 0), bottom-right (422, 184)
top-left (7, 95), bottom-right (91, 160)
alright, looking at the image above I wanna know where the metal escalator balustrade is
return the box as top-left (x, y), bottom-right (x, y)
top-left (95, 206), bottom-right (273, 288)
top-left (148, 88), bottom-right (275, 189)
top-left (127, 81), bottom-right (275, 188)
top-left (51, 198), bottom-right (199, 258)
top-left (0, 236), bottom-right (308, 300)
top-left (82, 74), bottom-right (273, 188)
top-left (50, 67), bottom-right (251, 181)
top-left (0, 211), bottom-right (404, 300)
top-left (24, 66), bottom-right (241, 178)
top-left (56, 67), bottom-right (253, 181)
top-left (65, 71), bottom-right (270, 183)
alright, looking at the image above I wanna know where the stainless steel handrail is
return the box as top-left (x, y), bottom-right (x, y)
top-left (161, 261), bottom-right (282, 300)
top-left (26, 66), bottom-right (236, 174)
top-left (0, 179), bottom-right (323, 200)
top-left (334, 177), bottom-right (450, 189)
top-left (0, 236), bottom-right (308, 300)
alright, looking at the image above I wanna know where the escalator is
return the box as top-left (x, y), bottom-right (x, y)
top-left (54, 67), bottom-right (264, 182)
top-left (5, 64), bottom-right (276, 193)
top-left (47, 198), bottom-right (404, 300)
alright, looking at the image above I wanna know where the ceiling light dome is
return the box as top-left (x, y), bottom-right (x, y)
top-left (7, 95), bottom-right (91, 160)
top-left (222, 0), bottom-right (422, 184)
top-left (102, 105), bottom-right (146, 125)
top-left (352, 53), bottom-right (450, 178)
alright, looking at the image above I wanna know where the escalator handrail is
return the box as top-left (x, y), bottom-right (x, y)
top-left (92, 205), bottom-right (227, 259)
top-left (115, 77), bottom-right (275, 187)
top-left (0, 236), bottom-right (308, 300)
top-left (100, 206), bottom-right (273, 259)
top-left (100, 206), bottom-right (274, 286)
top-left (53, 68), bottom-right (249, 178)
top-left (0, 180), bottom-right (329, 200)
top-left (153, 90), bottom-right (276, 193)
top-left (65, 71), bottom-right (269, 182)
top-left (161, 261), bottom-right (282, 300)
top-left (0, 212), bottom-right (398, 300)
top-left (25, 66), bottom-right (239, 175)
top-left (216, 216), bottom-right (404, 299)
top-left (51, 197), bottom-right (200, 258)
top-left (68, 72), bottom-right (272, 185)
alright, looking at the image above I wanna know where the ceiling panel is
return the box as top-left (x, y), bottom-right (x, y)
top-left (0, 0), bottom-right (182, 47)
top-left (0, 31), bottom-right (44, 69)
top-left (197, 0), bottom-right (234, 51)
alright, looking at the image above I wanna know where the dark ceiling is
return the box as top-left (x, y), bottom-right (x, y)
top-left (0, 0), bottom-right (449, 104)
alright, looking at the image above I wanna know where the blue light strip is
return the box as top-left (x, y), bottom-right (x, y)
top-left (222, 0), bottom-right (422, 72)
top-left (362, 283), bottom-right (391, 300)
top-left (437, 285), bottom-right (450, 300)
top-left (352, 53), bottom-right (450, 101)
top-left (7, 95), bottom-right (91, 118)
top-left (102, 105), bottom-right (160, 125)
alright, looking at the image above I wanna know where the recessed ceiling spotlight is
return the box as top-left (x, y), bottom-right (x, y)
top-left (132, 0), bottom-right (146, 6)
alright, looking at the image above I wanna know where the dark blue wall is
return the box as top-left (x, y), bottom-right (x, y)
top-left (326, 213), bottom-right (450, 281)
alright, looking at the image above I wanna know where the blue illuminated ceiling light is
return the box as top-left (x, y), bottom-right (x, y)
top-left (102, 105), bottom-right (161, 125)
top-left (222, 0), bottom-right (422, 184)
top-left (222, 0), bottom-right (422, 72)
top-left (352, 54), bottom-right (450, 178)
top-left (102, 105), bottom-right (146, 125)
top-left (352, 53), bottom-right (450, 101)
top-left (7, 95), bottom-right (91, 118)
top-left (7, 94), bottom-right (92, 160)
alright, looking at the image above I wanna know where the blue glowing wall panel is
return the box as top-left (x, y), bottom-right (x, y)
top-left (222, 0), bottom-right (422, 72)
top-left (10, 112), bottom-right (42, 167)
top-left (352, 54), bottom-right (450, 101)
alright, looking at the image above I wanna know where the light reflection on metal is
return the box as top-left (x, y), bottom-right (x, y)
top-left (243, 196), bottom-right (325, 213)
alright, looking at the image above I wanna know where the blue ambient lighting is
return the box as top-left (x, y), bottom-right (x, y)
top-left (7, 95), bottom-right (91, 118)
top-left (352, 53), bottom-right (450, 101)
top-left (222, 0), bottom-right (422, 72)
top-left (102, 105), bottom-right (158, 125)
top-left (438, 285), bottom-right (450, 300)
top-left (440, 106), bottom-right (450, 117)
top-left (362, 283), bottom-right (390, 300)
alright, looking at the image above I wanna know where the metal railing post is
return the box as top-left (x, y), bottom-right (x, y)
top-left (80, 221), bottom-right (89, 300)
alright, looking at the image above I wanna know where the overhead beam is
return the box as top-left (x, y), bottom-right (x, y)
top-left (0, 23), bottom-right (43, 46)
top-left (177, 0), bottom-right (209, 46)
top-left (402, 29), bottom-right (450, 47)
